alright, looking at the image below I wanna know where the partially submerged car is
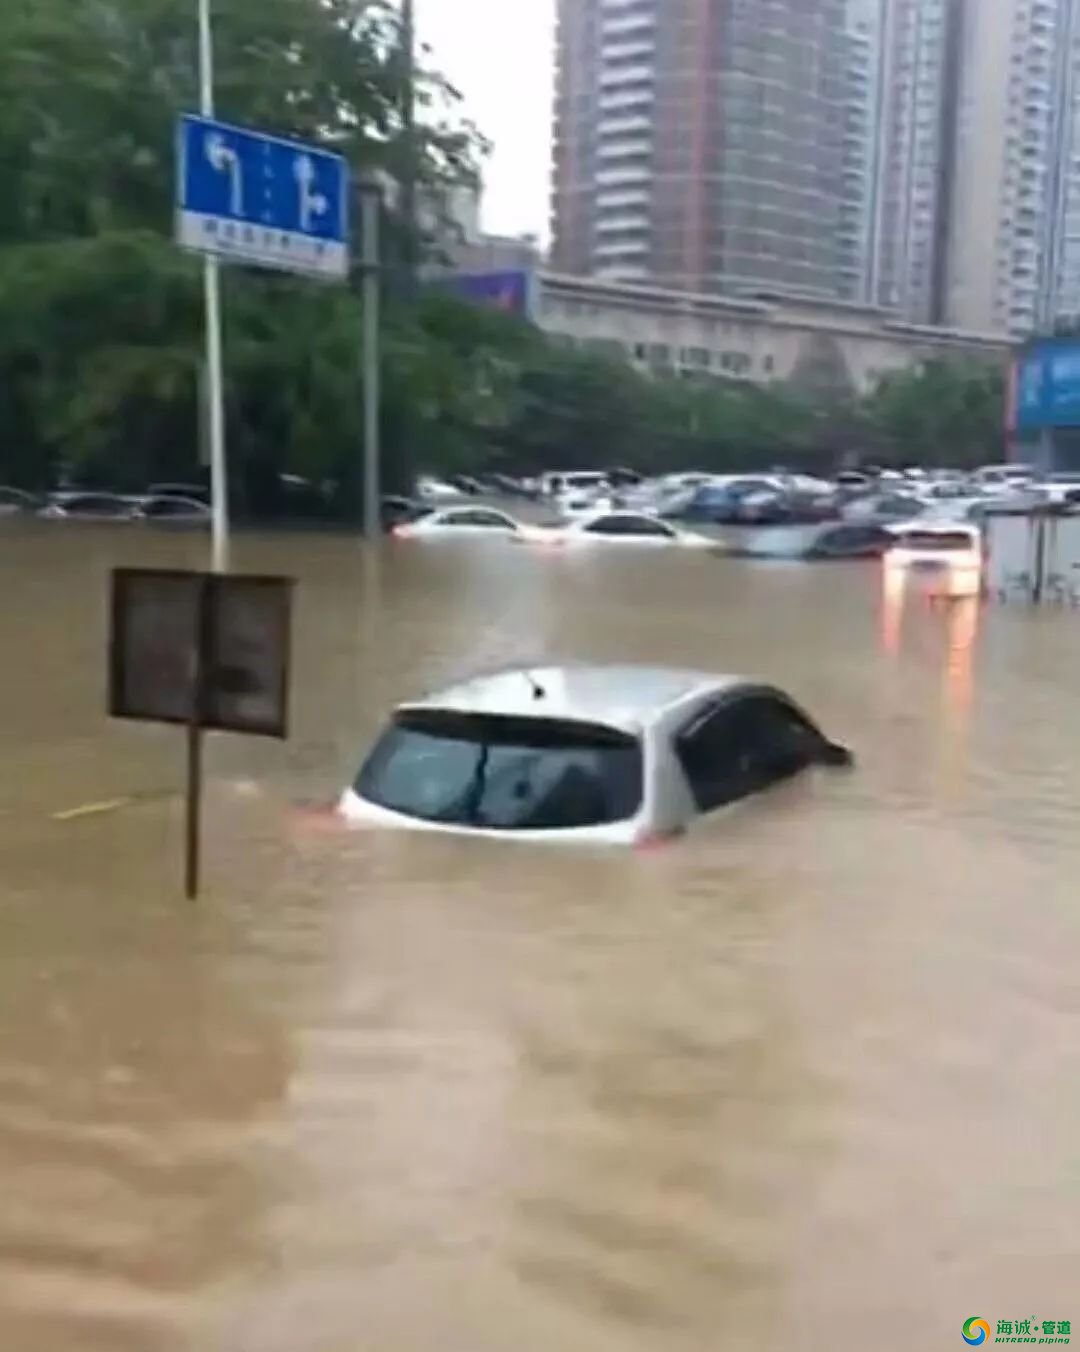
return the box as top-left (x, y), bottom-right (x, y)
top-left (380, 495), bottom-right (433, 532)
top-left (133, 494), bottom-right (211, 524)
top-left (884, 521), bottom-right (982, 580)
top-left (39, 491), bottom-right (139, 521)
top-left (391, 506), bottom-right (541, 540)
top-left (339, 664), bottom-right (852, 845)
top-left (0, 487), bottom-right (40, 518)
top-left (548, 510), bottom-right (715, 548)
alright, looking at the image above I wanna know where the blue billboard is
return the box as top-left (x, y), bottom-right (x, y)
top-left (1014, 339), bottom-right (1080, 431)
top-left (449, 270), bottom-right (533, 319)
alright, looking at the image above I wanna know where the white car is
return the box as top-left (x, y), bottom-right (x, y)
top-left (539, 470), bottom-right (611, 499)
top-left (39, 491), bottom-right (139, 521)
top-left (339, 663), bottom-right (852, 845)
top-left (548, 510), bottom-right (715, 548)
top-left (134, 494), bottom-right (211, 524)
top-left (416, 476), bottom-right (466, 503)
top-left (1036, 473), bottom-right (1080, 506)
top-left (970, 464), bottom-right (1036, 494)
top-left (391, 506), bottom-right (540, 540)
top-left (884, 521), bottom-right (983, 585)
top-left (0, 487), bottom-right (38, 518)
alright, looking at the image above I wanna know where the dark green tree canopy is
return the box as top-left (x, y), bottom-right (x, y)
top-left (0, 0), bottom-right (1006, 507)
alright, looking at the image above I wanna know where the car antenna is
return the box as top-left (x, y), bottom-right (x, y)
top-left (522, 670), bottom-right (546, 700)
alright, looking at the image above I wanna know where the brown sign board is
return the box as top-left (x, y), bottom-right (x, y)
top-left (109, 569), bottom-right (292, 738)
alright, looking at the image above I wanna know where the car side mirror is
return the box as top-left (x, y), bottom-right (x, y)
top-left (819, 742), bottom-right (854, 768)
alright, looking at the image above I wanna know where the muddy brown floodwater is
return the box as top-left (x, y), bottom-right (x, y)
top-left (1, 521), bottom-right (1079, 1352)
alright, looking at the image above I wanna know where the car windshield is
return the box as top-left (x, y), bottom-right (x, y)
top-left (894, 531), bottom-right (975, 552)
top-left (357, 709), bottom-right (643, 830)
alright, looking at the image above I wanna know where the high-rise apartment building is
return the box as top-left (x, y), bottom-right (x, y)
top-left (840, 1), bottom-right (884, 302)
top-left (868, 0), bottom-right (1080, 335)
top-left (551, 0), bottom-right (853, 298)
top-left (551, 0), bottom-right (1080, 335)
top-left (945, 0), bottom-right (1080, 334)
top-left (867, 0), bottom-right (963, 323)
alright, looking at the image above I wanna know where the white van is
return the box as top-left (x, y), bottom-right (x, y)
top-left (539, 471), bottom-right (611, 499)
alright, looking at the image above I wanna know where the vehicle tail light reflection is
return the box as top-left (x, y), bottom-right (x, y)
top-left (634, 826), bottom-right (684, 851)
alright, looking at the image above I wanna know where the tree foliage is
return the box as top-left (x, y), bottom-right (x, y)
top-left (0, 0), bottom-right (1007, 509)
top-left (860, 360), bottom-right (1006, 469)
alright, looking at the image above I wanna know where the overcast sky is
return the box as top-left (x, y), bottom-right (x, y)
top-left (416, 0), bottom-right (556, 239)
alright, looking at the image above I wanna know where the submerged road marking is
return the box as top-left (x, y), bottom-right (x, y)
top-left (50, 797), bottom-right (134, 822)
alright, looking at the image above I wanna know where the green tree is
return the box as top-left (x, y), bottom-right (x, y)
top-left (0, 0), bottom-right (485, 502)
top-left (861, 359), bottom-right (1005, 468)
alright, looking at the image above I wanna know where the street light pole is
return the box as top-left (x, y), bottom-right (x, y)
top-left (359, 179), bottom-right (382, 542)
top-left (400, 0), bottom-right (418, 298)
top-left (197, 0), bottom-right (229, 573)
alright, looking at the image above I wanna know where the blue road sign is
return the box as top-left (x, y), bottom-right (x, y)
top-left (1014, 339), bottom-right (1080, 431)
top-left (176, 114), bottom-right (350, 281)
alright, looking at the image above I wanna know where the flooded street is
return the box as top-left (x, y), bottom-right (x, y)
top-left (1, 522), bottom-right (1079, 1352)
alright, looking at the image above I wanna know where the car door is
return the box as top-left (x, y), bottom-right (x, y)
top-left (675, 692), bottom-right (824, 815)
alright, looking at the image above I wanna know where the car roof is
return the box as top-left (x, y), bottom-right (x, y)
top-left (571, 509), bottom-right (668, 526)
top-left (888, 520), bottom-right (979, 535)
top-left (434, 505), bottom-right (513, 520)
top-left (397, 663), bottom-right (747, 731)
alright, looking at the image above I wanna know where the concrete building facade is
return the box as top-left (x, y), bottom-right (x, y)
top-left (551, 0), bottom-right (853, 299)
top-left (535, 271), bottom-right (1009, 398)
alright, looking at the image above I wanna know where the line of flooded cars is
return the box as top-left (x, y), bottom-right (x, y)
top-left (0, 484), bottom-right (211, 524)
top-left (389, 463), bottom-right (1051, 572)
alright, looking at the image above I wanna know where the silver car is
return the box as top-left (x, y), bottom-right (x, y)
top-left (339, 664), bottom-right (851, 845)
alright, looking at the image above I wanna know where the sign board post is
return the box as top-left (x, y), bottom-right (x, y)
top-left (358, 179), bottom-right (382, 541)
top-left (109, 569), bottom-right (293, 899)
top-left (175, 38), bottom-right (351, 569)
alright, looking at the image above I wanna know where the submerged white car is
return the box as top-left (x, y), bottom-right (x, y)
top-left (392, 506), bottom-right (541, 540)
top-left (549, 510), bottom-right (715, 548)
top-left (339, 664), bottom-right (852, 845)
top-left (885, 521), bottom-right (982, 577)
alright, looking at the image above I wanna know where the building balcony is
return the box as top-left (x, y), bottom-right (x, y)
top-left (597, 88), bottom-right (655, 113)
top-left (596, 187), bottom-right (651, 210)
top-left (600, 13), bottom-right (656, 38)
top-left (598, 63), bottom-right (654, 89)
top-left (596, 138), bottom-right (652, 161)
top-left (595, 213), bottom-right (650, 234)
top-left (595, 164), bottom-right (652, 187)
top-left (597, 114), bottom-right (653, 137)
top-left (600, 39), bottom-right (655, 62)
top-left (594, 238), bottom-right (649, 258)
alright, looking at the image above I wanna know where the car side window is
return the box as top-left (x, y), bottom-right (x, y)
top-left (450, 509), bottom-right (513, 528)
top-left (585, 514), bottom-right (673, 537)
top-left (675, 695), bottom-right (823, 812)
top-left (471, 510), bottom-right (515, 529)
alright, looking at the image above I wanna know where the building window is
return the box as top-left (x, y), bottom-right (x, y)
top-left (762, 354), bottom-right (775, 375)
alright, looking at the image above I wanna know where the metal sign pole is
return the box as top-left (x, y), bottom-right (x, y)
top-left (185, 718), bottom-right (203, 899)
top-left (360, 184), bottom-right (382, 541)
top-left (185, 575), bottom-right (213, 899)
top-left (197, 0), bottom-right (230, 573)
